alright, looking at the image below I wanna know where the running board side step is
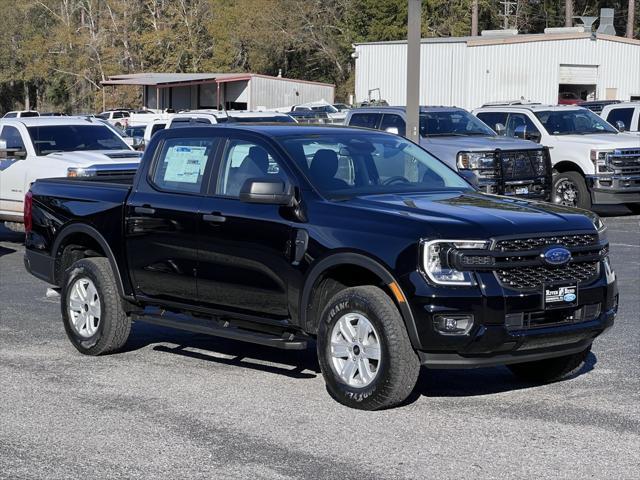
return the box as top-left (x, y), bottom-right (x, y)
top-left (132, 312), bottom-right (308, 350)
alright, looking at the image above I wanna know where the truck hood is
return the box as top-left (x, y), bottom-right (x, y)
top-left (421, 135), bottom-right (539, 151)
top-left (42, 149), bottom-right (142, 166)
top-left (345, 190), bottom-right (596, 238)
top-left (552, 133), bottom-right (640, 149)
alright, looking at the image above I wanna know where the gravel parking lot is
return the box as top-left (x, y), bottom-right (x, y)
top-left (1, 217), bottom-right (638, 480)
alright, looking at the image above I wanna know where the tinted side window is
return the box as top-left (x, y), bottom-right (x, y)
top-left (348, 113), bottom-right (382, 130)
top-left (380, 114), bottom-right (406, 136)
top-left (0, 126), bottom-right (26, 150)
top-left (605, 108), bottom-right (634, 130)
top-left (151, 138), bottom-right (217, 194)
top-left (476, 112), bottom-right (509, 133)
top-left (4, 112), bottom-right (17, 118)
top-left (150, 123), bottom-right (166, 137)
top-left (506, 113), bottom-right (540, 137)
top-left (217, 140), bottom-right (287, 197)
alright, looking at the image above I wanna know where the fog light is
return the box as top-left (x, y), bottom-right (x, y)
top-left (434, 314), bottom-right (473, 335)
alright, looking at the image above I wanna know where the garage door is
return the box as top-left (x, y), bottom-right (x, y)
top-left (559, 65), bottom-right (598, 84)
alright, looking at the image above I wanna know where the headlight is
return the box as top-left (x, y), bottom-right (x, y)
top-left (591, 213), bottom-right (606, 233)
top-left (457, 152), bottom-right (495, 173)
top-left (67, 167), bottom-right (89, 177)
top-left (590, 149), bottom-right (614, 172)
top-left (423, 239), bottom-right (489, 286)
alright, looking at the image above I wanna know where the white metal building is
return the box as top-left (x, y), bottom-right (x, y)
top-left (354, 32), bottom-right (640, 110)
top-left (102, 73), bottom-right (335, 111)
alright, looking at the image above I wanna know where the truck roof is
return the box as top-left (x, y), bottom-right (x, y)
top-left (0, 117), bottom-right (110, 127)
top-left (477, 104), bottom-right (586, 112)
top-left (157, 124), bottom-right (370, 140)
top-left (349, 106), bottom-right (469, 114)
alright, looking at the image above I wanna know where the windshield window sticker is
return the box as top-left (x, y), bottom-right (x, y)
top-left (163, 145), bottom-right (208, 183)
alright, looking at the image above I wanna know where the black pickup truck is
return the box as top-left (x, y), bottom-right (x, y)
top-left (25, 125), bottom-right (618, 410)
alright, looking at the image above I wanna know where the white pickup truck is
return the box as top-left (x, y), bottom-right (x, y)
top-left (474, 104), bottom-right (640, 210)
top-left (600, 102), bottom-right (640, 136)
top-left (0, 117), bottom-right (141, 229)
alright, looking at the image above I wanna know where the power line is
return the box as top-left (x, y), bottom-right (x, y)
top-left (499, 1), bottom-right (518, 29)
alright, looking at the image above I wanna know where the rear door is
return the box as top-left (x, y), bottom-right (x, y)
top-left (125, 135), bottom-right (219, 304)
top-left (196, 134), bottom-right (295, 319)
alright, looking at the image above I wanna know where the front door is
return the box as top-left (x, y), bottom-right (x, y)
top-left (197, 136), bottom-right (295, 319)
top-left (125, 136), bottom-right (219, 304)
top-left (0, 125), bottom-right (29, 216)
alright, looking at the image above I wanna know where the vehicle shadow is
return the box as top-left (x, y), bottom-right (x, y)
top-left (0, 245), bottom-right (17, 257)
top-left (123, 321), bottom-right (321, 380)
top-left (0, 225), bottom-right (24, 245)
top-left (124, 320), bottom-right (598, 401)
top-left (406, 351), bottom-right (597, 403)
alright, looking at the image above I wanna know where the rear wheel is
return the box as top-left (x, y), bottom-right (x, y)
top-left (61, 257), bottom-right (131, 355)
top-left (508, 346), bottom-right (591, 383)
top-left (553, 171), bottom-right (592, 210)
top-left (317, 286), bottom-right (420, 410)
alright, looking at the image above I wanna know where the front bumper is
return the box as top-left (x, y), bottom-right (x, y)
top-left (401, 259), bottom-right (618, 369)
top-left (586, 174), bottom-right (640, 204)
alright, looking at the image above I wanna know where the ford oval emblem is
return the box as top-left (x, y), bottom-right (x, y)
top-left (543, 247), bottom-right (572, 266)
top-left (563, 293), bottom-right (577, 302)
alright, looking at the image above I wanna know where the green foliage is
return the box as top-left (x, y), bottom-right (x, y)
top-left (0, 0), bottom-right (636, 112)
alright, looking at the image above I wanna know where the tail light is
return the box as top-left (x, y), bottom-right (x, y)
top-left (24, 191), bottom-right (33, 233)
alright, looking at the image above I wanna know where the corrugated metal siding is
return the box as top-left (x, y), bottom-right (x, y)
top-left (250, 76), bottom-right (335, 109)
top-left (355, 37), bottom-right (640, 110)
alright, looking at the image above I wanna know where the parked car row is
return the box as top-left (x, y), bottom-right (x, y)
top-left (2, 101), bottom-right (638, 234)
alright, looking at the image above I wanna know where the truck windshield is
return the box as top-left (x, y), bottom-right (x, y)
top-left (227, 115), bottom-right (295, 123)
top-left (534, 109), bottom-right (618, 135)
top-left (27, 125), bottom-right (130, 155)
top-left (420, 110), bottom-right (495, 137)
top-left (279, 132), bottom-right (470, 199)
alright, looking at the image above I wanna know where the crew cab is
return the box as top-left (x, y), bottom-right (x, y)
top-left (24, 125), bottom-right (617, 410)
top-left (0, 117), bottom-right (141, 229)
top-left (474, 104), bottom-right (640, 210)
top-left (345, 106), bottom-right (551, 200)
top-left (600, 102), bottom-right (640, 135)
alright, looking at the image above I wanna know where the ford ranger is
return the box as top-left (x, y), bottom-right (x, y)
top-left (24, 125), bottom-right (617, 410)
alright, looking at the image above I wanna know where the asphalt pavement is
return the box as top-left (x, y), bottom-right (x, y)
top-left (1, 217), bottom-right (638, 479)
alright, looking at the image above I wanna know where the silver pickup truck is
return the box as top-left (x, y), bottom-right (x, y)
top-left (345, 106), bottom-right (551, 200)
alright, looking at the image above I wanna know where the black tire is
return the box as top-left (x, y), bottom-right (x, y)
top-left (553, 171), bottom-right (592, 210)
top-left (507, 346), bottom-right (591, 383)
top-left (317, 285), bottom-right (420, 410)
top-left (61, 257), bottom-right (131, 355)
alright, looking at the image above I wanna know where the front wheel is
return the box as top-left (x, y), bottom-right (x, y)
top-left (553, 171), bottom-right (592, 210)
top-left (317, 286), bottom-right (420, 410)
top-left (508, 346), bottom-right (591, 383)
top-left (61, 257), bottom-right (131, 355)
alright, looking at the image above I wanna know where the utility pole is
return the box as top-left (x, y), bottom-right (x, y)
top-left (565, 0), bottom-right (574, 27)
top-left (499, 1), bottom-right (517, 29)
top-left (406, 0), bottom-right (421, 143)
top-left (627, 0), bottom-right (636, 39)
top-left (471, 0), bottom-right (479, 36)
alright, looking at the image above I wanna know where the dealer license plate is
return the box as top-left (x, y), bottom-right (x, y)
top-left (544, 284), bottom-right (578, 309)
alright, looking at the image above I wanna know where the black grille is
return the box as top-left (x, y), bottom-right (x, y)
top-left (494, 234), bottom-right (598, 252)
top-left (500, 150), bottom-right (546, 181)
top-left (497, 261), bottom-right (599, 290)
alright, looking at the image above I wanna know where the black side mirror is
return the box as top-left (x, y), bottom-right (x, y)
top-left (239, 178), bottom-right (294, 205)
top-left (458, 169), bottom-right (479, 188)
top-left (514, 125), bottom-right (541, 143)
top-left (615, 120), bottom-right (626, 132)
top-left (0, 140), bottom-right (27, 160)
